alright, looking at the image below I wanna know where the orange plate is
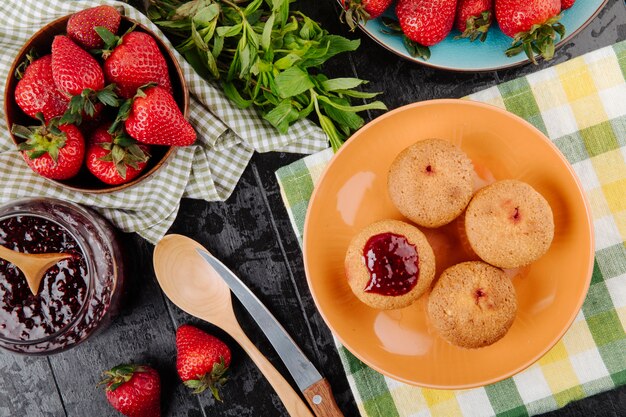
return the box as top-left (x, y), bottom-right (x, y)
top-left (303, 99), bottom-right (594, 389)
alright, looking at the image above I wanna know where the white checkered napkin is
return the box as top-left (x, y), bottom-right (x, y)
top-left (0, 0), bottom-right (328, 243)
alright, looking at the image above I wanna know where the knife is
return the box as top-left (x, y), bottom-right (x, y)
top-left (196, 249), bottom-right (344, 417)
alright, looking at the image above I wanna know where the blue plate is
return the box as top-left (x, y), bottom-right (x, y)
top-left (355, 1), bottom-right (608, 71)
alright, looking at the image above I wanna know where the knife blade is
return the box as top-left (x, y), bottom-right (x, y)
top-left (196, 249), bottom-right (343, 417)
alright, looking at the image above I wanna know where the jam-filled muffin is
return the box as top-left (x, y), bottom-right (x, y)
top-left (465, 179), bottom-right (554, 269)
top-left (345, 220), bottom-right (435, 310)
top-left (387, 138), bottom-right (474, 228)
top-left (427, 261), bottom-right (517, 348)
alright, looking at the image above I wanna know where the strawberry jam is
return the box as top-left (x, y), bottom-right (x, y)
top-left (0, 215), bottom-right (88, 342)
top-left (0, 198), bottom-right (124, 355)
top-left (362, 233), bottom-right (419, 296)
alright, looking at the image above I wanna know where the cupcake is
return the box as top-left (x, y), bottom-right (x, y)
top-left (387, 138), bottom-right (474, 228)
top-left (427, 261), bottom-right (517, 348)
top-left (345, 220), bottom-right (436, 310)
top-left (465, 179), bottom-right (554, 269)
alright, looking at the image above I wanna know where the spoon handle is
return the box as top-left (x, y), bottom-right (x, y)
top-left (229, 324), bottom-right (314, 417)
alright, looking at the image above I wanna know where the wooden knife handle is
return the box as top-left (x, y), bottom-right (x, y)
top-left (303, 378), bottom-right (344, 417)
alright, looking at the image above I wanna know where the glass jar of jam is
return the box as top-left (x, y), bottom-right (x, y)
top-left (0, 198), bottom-right (124, 354)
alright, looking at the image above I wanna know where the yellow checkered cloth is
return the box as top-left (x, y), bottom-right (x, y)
top-left (276, 41), bottom-right (626, 417)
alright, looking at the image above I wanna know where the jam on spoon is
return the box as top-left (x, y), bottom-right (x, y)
top-left (362, 232), bottom-right (419, 296)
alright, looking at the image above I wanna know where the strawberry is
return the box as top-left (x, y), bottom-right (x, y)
top-left (51, 35), bottom-right (105, 95)
top-left (495, 0), bottom-right (564, 64)
top-left (396, 0), bottom-right (458, 60)
top-left (561, 0), bottom-right (575, 10)
top-left (101, 364), bottom-right (161, 417)
top-left (14, 54), bottom-right (69, 122)
top-left (99, 30), bottom-right (173, 99)
top-left (455, 0), bottom-right (492, 42)
top-left (340, 0), bottom-right (394, 31)
top-left (86, 123), bottom-right (150, 185)
top-left (122, 85), bottom-right (195, 146)
top-left (67, 5), bottom-right (121, 50)
top-left (12, 116), bottom-right (85, 180)
top-left (176, 324), bottom-right (231, 400)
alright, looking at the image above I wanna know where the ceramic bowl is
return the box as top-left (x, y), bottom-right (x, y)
top-left (304, 99), bottom-right (594, 388)
top-left (344, 0), bottom-right (608, 71)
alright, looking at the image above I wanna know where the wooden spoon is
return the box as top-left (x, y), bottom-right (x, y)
top-left (0, 245), bottom-right (71, 295)
top-left (153, 235), bottom-right (314, 417)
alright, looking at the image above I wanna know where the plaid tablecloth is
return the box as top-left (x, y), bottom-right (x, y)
top-left (0, 0), bottom-right (328, 243)
top-left (276, 41), bottom-right (626, 417)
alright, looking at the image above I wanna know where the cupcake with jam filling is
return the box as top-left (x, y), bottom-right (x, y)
top-left (344, 220), bottom-right (436, 310)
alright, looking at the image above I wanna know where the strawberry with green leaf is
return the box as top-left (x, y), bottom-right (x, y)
top-left (86, 123), bottom-right (150, 185)
top-left (67, 5), bottom-right (121, 50)
top-left (176, 324), bottom-right (231, 400)
top-left (340, 0), bottom-right (394, 31)
top-left (52, 35), bottom-right (119, 124)
top-left (98, 28), bottom-right (173, 99)
top-left (495, 0), bottom-right (564, 64)
top-left (101, 364), bottom-right (161, 417)
top-left (12, 114), bottom-right (85, 180)
top-left (396, 0), bottom-right (458, 60)
top-left (114, 85), bottom-right (195, 146)
top-left (14, 54), bottom-right (69, 122)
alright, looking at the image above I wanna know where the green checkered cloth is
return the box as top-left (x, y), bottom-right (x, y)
top-left (0, 0), bottom-right (327, 243)
top-left (276, 41), bottom-right (626, 417)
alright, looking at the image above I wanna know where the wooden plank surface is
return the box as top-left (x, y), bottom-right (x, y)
top-left (1, 0), bottom-right (625, 416)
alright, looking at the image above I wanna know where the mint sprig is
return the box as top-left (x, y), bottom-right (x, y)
top-left (148, 0), bottom-right (386, 151)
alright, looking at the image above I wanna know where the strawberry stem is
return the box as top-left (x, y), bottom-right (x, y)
top-left (15, 49), bottom-right (38, 80)
top-left (13, 116), bottom-right (67, 164)
top-left (455, 10), bottom-right (492, 42)
top-left (182, 356), bottom-right (229, 400)
top-left (100, 364), bottom-right (147, 392)
top-left (505, 15), bottom-right (565, 64)
top-left (340, 0), bottom-right (371, 32)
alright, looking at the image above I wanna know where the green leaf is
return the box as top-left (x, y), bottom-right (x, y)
top-left (321, 78), bottom-right (366, 92)
top-left (244, 0), bottom-right (264, 16)
top-left (204, 49), bottom-right (220, 79)
top-left (274, 67), bottom-right (314, 99)
top-left (318, 113), bottom-right (344, 152)
top-left (334, 89), bottom-right (380, 99)
top-left (95, 26), bottom-right (117, 46)
top-left (222, 82), bottom-right (253, 108)
top-left (155, 19), bottom-right (192, 30)
top-left (192, 23), bottom-right (209, 51)
top-left (320, 97), bottom-right (364, 131)
top-left (116, 161), bottom-right (128, 179)
top-left (111, 145), bottom-right (125, 165)
top-left (403, 37), bottom-right (430, 60)
top-left (193, 4), bottom-right (219, 26)
top-left (97, 85), bottom-right (120, 107)
top-left (212, 34), bottom-right (224, 58)
top-left (11, 125), bottom-right (33, 140)
top-left (216, 24), bottom-right (242, 38)
top-left (299, 36), bottom-right (360, 68)
top-left (263, 99), bottom-right (300, 133)
top-left (274, 53), bottom-right (301, 70)
top-left (317, 95), bottom-right (387, 112)
top-left (261, 13), bottom-right (275, 51)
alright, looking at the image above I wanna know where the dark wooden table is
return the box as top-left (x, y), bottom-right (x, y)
top-left (2, 1), bottom-right (626, 416)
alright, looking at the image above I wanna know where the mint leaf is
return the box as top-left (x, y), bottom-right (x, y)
top-left (274, 67), bottom-right (314, 98)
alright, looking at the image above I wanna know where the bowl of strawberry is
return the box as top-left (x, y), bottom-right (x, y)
top-left (339, 0), bottom-right (608, 71)
top-left (4, 5), bottom-right (195, 193)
